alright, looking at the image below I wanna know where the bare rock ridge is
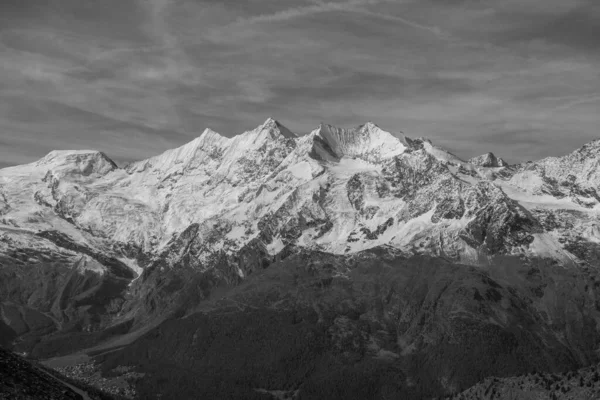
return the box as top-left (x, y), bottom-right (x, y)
top-left (468, 152), bottom-right (508, 168)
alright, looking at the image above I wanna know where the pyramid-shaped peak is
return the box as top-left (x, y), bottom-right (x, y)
top-left (257, 117), bottom-right (297, 139)
top-left (194, 128), bottom-right (231, 150)
top-left (126, 128), bottom-right (231, 174)
top-left (469, 152), bottom-right (507, 168)
top-left (199, 127), bottom-right (225, 140)
top-left (262, 117), bottom-right (278, 127)
top-left (359, 122), bottom-right (413, 144)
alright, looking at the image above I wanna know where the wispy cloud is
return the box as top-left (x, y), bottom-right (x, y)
top-left (351, 9), bottom-right (447, 38)
top-left (233, 2), bottom-right (347, 25)
top-left (550, 95), bottom-right (600, 112)
top-left (0, 0), bottom-right (599, 166)
top-left (227, 0), bottom-right (397, 25)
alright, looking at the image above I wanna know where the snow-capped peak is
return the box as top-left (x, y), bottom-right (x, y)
top-left (218, 119), bottom-right (297, 162)
top-left (469, 152), bottom-right (508, 168)
top-left (262, 117), bottom-right (295, 135)
top-left (311, 122), bottom-right (407, 162)
top-left (4, 118), bottom-right (600, 289)
top-left (127, 128), bottom-right (230, 174)
top-left (29, 150), bottom-right (118, 177)
top-left (37, 149), bottom-right (116, 166)
top-left (198, 127), bottom-right (226, 141)
top-left (253, 118), bottom-right (297, 140)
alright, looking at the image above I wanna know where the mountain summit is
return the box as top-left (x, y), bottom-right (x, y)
top-left (311, 122), bottom-right (407, 162)
top-left (1, 120), bottom-right (598, 258)
top-left (468, 152), bottom-right (508, 167)
top-left (261, 117), bottom-right (297, 138)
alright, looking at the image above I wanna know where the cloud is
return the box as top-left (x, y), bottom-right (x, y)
top-left (551, 95), bottom-right (600, 112)
top-left (497, 2), bottom-right (600, 52)
top-left (134, 0), bottom-right (200, 84)
top-left (0, 0), bottom-right (599, 167)
top-left (18, 63), bottom-right (66, 84)
top-left (228, 0), bottom-right (396, 26)
top-left (351, 9), bottom-right (446, 37)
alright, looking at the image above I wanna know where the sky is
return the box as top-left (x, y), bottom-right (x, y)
top-left (0, 0), bottom-right (599, 167)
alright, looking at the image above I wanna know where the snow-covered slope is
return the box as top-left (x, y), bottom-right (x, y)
top-left (507, 140), bottom-right (600, 209)
top-left (4, 117), bottom-right (600, 358)
top-left (1, 118), bottom-right (599, 274)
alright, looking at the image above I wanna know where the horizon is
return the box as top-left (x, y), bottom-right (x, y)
top-left (1, 0), bottom-right (599, 168)
top-left (1, 116), bottom-right (594, 169)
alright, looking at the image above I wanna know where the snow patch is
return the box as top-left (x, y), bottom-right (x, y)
top-left (328, 157), bottom-right (382, 176)
top-left (118, 257), bottom-right (143, 279)
top-left (497, 181), bottom-right (588, 211)
top-left (287, 161), bottom-right (312, 180)
top-left (528, 233), bottom-right (576, 264)
top-left (390, 209), bottom-right (436, 248)
top-left (266, 237), bottom-right (285, 256)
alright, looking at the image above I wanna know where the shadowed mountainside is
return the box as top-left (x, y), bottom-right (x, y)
top-left (87, 249), bottom-right (600, 399)
top-left (0, 346), bottom-right (125, 400)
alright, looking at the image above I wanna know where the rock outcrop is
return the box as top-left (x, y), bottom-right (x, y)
top-left (469, 152), bottom-right (508, 168)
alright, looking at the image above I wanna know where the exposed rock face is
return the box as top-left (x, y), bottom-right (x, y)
top-left (469, 152), bottom-right (508, 168)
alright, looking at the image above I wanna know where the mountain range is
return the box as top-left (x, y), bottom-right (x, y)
top-left (2, 118), bottom-right (600, 399)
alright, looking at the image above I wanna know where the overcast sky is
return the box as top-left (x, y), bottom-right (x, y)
top-left (1, 0), bottom-right (599, 167)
